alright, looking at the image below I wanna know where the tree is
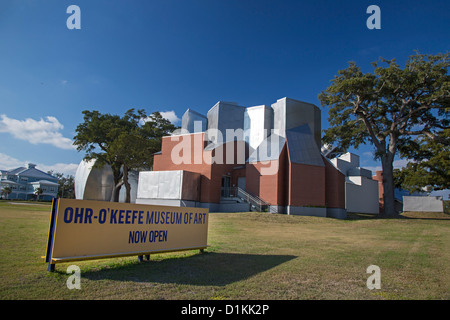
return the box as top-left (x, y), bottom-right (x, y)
top-left (394, 128), bottom-right (449, 193)
top-left (59, 174), bottom-right (75, 199)
top-left (1, 186), bottom-right (12, 200)
top-left (34, 187), bottom-right (43, 201)
top-left (74, 109), bottom-right (176, 202)
top-left (319, 52), bottom-right (449, 216)
top-left (49, 171), bottom-right (76, 199)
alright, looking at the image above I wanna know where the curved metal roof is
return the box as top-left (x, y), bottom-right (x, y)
top-left (285, 124), bottom-right (324, 167)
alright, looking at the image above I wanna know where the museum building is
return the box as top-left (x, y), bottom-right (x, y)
top-left (136, 97), bottom-right (356, 219)
top-left (75, 97), bottom-right (380, 219)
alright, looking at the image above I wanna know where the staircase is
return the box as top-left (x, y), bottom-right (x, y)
top-left (221, 187), bottom-right (270, 212)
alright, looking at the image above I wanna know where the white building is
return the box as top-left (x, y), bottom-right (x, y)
top-left (0, 163), bottom-right (58, 201)
top-left (330, 153), bottom-right (379, 214)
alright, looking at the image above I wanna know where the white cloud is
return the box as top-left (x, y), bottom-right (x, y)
top-left (0, 152), bottom-right (79, 176)
top-left (0, 114), bottom-right (75, 150)
top-left (0, 153), bottom-right (24, 169)
top-left (140, 110), bottom-right (181, 126)
top-left (160, 111), bottom-right (181, 124)
top-left (37, 162), bottom-right (79, 176)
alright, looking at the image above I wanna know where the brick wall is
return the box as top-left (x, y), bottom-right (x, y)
top-left (373, 170), bottom-right (384, 213)
top-left (288, 162), bottom-right (326, 207)
top-left (153, 133), bottom-right (215, 202)
top-left (323, 157), bottom-right (346, 209)
top-left (153, 132), bottom-right (346, 210)
top-left (245, 144), bottom-right (288, 206)
top-left (154, 133), bottom-right (248, 204)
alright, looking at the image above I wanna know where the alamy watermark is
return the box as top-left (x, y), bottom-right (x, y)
top-left (66, 5), bottom-right (81, 30)
top-left (66, 265), bottom-right (81, 289)
top-left (366, 265), bottom-right (381, 290)
top-left (65, 5), bottom-right (380, 31)
top-left (366, 5), bottom-right (381, 30)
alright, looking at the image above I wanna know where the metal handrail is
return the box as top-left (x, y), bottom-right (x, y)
top-left (237, 187), bottom-right (269, 206)
top-left (222, 186), bottom-right (270, 212)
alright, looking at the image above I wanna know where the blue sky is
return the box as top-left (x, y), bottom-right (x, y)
top-left (0, 0), bottom-right (449, 182)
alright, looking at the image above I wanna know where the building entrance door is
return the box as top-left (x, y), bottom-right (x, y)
top-left (237, 177), bottom-right (246, 191)
top-left (221, 176), bottom-right (231, 197)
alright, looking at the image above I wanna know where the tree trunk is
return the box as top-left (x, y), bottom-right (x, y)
top-left (123, 164), bottom-right (131, 203)
top-left (111, 183), bottom-right (122, 202)
top-left (380, 154), bottom-right (398, 217)
top-left (110, 166), bottom-right (123, 202)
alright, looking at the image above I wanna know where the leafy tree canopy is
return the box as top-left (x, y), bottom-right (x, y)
top-left (74, 109), bottom-right (176, 202)
top-left (319, 51), bottom-right (449, 216)
top-left (394, 128), bottom-right (449, 193)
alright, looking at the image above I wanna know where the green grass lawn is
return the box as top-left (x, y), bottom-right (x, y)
top-left (0, 201), bottom-right (448, 300)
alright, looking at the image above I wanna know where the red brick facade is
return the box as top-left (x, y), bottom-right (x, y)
top-left (324, 158), bottom-right (346, 209)
top-left (372, 170), bottom-right (384, 213)
top-left (152, 132), bottom-right (346, 213)
top-left (246, 144), bottom-right (287, 206)
top-left (154, 133), bottom-right (249, 204)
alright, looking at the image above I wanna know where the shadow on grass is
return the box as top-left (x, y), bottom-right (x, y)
top-left (82, 252), bottom-right (297, 286)
top-left (345, 213), bottom-right (381, 220)
top-left (346, 212), bottom-right (450, 221)
top-left (400, 214), bottom-right (450, 221)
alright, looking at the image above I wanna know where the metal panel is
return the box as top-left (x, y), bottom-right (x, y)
top-left (244, 105), bottom-right (273, 152)
top-left (137, 170), bottom-right (200, 201)
top-left (346, 177), bottom-right (379, 214)
top-left (181, 109), bottom-right (207, 133)
top-left (76, 159), bottom-right (139, 203)
top-left (403, 196), bottom-right (444, 212)
top-left (330, 152), bottom-right (362, 176)
top-left (285, 125), bottom-right (324, 167)
top-left (247, 133), bottom-right (286, 163)
top-left (74, 160), bottom-right (91, 200)
top-left (207, 101), bottom-right (245, 143)
top-left (272, 97), bottom-right (321, 148)
top-left (206, 103), bottom-right (220, 134)
top-left (75, 159), bottom-right (114, 201)
top-left (137, 171), bottom-right (159, 199)
top-left (272, 99), bottom-right (286, 137)
top-left (157, 170), bottom-right (182, 199)
top-left (347, 167), bottom-right (372, 179)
